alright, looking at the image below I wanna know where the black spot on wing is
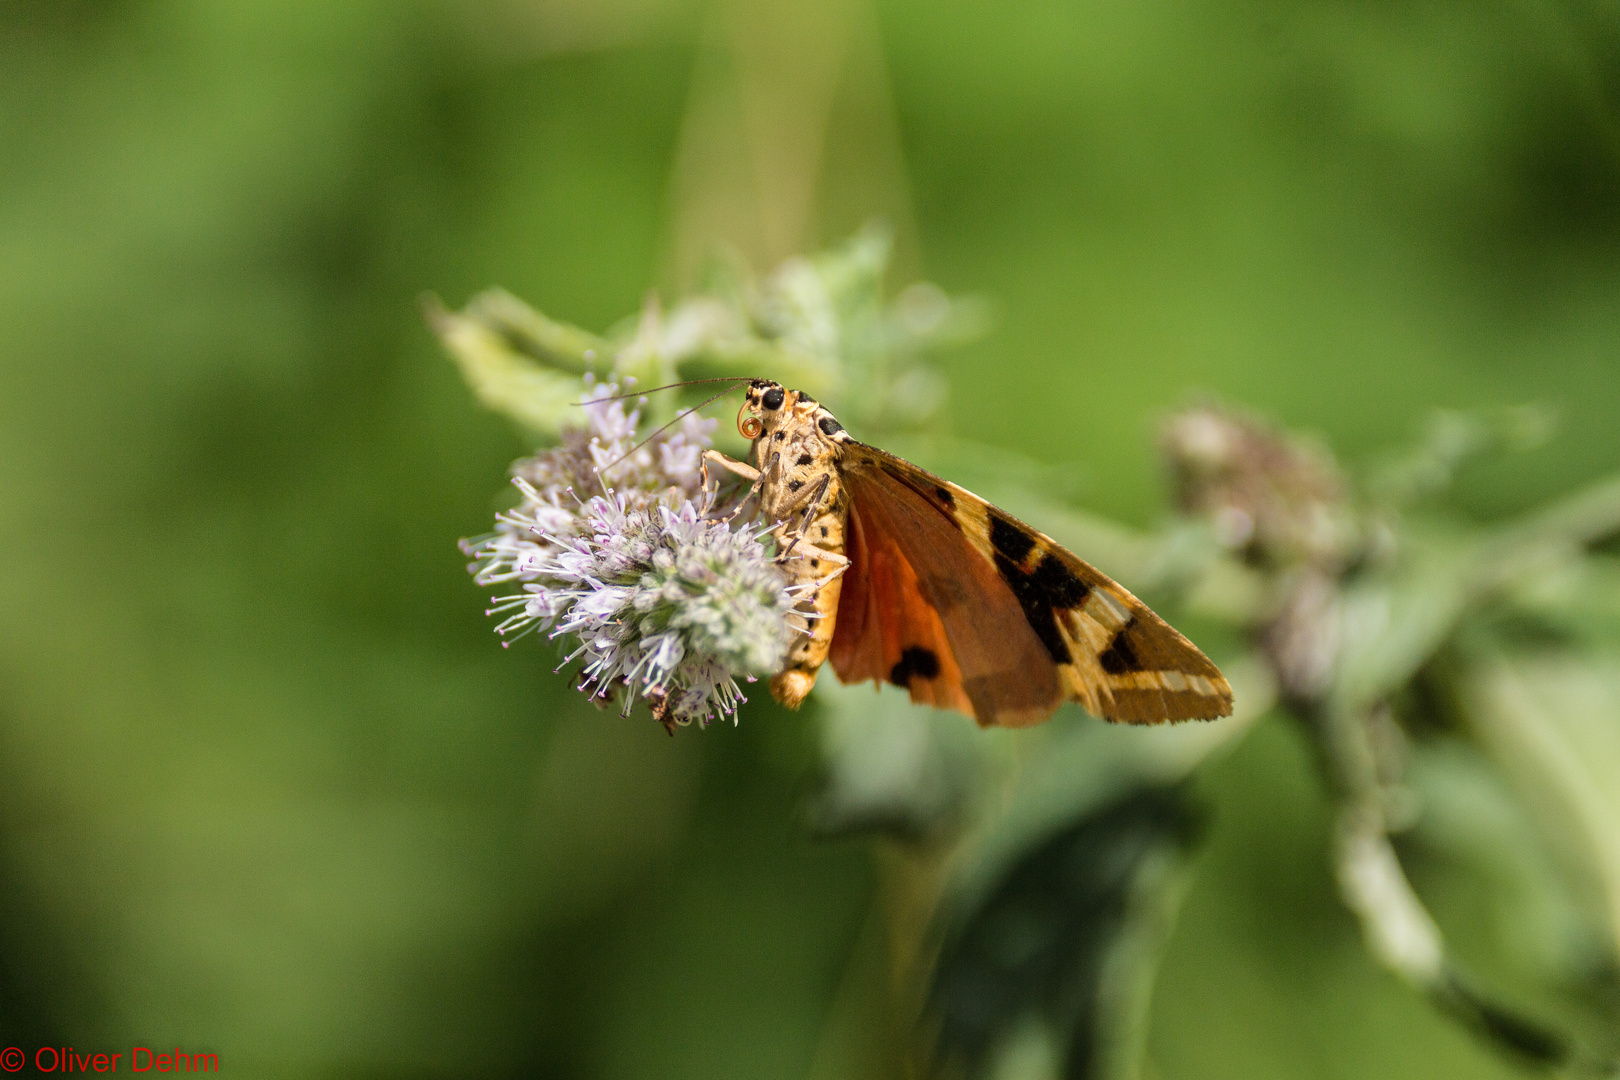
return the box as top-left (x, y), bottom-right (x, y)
top-left (818, 416), bottom-right (843, 436)
top-left (934, 485), bottom-right (955, 509)
top-left (989, 512), bottom-right (1037, 563)
top-left (995, 554), bottom-right (1071, 665)
top-left (1029, 554), bottom-right (1090, 608)
top-left (889, 646), bottom-right (941, 688)
top-left (797, 454), bottom-right (813, 466)
top-left (1098, 618), bottom-right (1142, 674)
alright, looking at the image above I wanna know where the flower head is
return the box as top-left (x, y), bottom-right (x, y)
top-left (462, 381), bottom-right (799, 728)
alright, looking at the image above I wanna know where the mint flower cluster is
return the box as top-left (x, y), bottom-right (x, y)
top-left (460, 384), bottom-right (798, 728)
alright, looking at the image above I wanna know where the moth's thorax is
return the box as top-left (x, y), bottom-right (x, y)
top-left (740, 380), bottom-right (854, 521)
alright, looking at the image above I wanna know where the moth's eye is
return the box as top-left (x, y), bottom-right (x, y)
top-left (762, 387), bottom-right (785, 410)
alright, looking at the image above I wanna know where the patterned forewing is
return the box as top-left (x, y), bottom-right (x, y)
top-left (850, 447), bottom-right (1234, 724)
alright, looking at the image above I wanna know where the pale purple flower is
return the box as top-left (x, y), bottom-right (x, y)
top-left (462, 381), bottom-right (801, 728)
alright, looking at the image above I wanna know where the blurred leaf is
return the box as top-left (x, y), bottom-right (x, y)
top-left (1336, 470), bottom-right (1620, 713)
top-left (423, 292), bottom-right (587, 438)
top-left (1335, 525), bottom-right (1476, 711)
top-left (460, 287), bottom-right (612, 375)
top-left (949, 658), bottom-right (1272, 909)
top-left (812, 654), bottom-right (1272, 851)
top-left (1401, 739), bottom-right (1616, 1045)
top-left (915, 659), bottom-right (1271, 1077)
top-left (928, 785), bottom-right (1201, 1080)
top-left (1465, 654), bottom-right (1620, 1002)
top-left (429, 226), bottom-right (984, 442)
top-left (809, 678), bottom-right (1006, 841)
top-left (1371, 406), bottom-right (1557, 509)
top-left (1470, 474), bottom-right (1620, 597)
top-left (1499, 553), bottom-right (1620, 648)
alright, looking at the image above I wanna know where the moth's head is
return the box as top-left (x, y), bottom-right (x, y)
top-left (738, 379), bottom-right (815, 439)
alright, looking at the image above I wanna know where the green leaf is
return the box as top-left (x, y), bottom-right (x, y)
top-left (1466, 655), bottom-right (1620, 969)
top-left (422, 293), bottom-right (587, 438)
top-left (808, 677), bottom-right (1007, 841)
top-left (927, 786), bottom-right (1201, 1080)
top-left (459, 288), bottom-right (611, 375)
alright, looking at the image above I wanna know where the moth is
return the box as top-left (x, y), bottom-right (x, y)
top-left (701, 379), bottom-right (1233, 727)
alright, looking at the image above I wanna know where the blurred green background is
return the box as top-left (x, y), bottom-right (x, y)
top-left (3, 0), bottom-right (1619, 1075)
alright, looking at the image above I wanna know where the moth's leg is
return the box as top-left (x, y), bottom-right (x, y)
top-left (778, 475), bottom-right (832, 559)
top-left (701, 449), bottom-right (758, 484)
top-left (768, 532), bottom-right (850, 710)
top-left (701, 450), bottom-right (762, 522)
top-left (775, 538), bottom-right (849, 576)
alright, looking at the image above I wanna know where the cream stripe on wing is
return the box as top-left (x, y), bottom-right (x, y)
top-left (1081, 589), bottom-right (1131, 631)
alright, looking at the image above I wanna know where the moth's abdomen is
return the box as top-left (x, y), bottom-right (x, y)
top-left (769, 503), bottom-right (847, 709)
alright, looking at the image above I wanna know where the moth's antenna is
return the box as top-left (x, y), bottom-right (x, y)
top-left (576, 376), bottom-right (753, 406)
top-left (593, 382), bottom-right (749, 483)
